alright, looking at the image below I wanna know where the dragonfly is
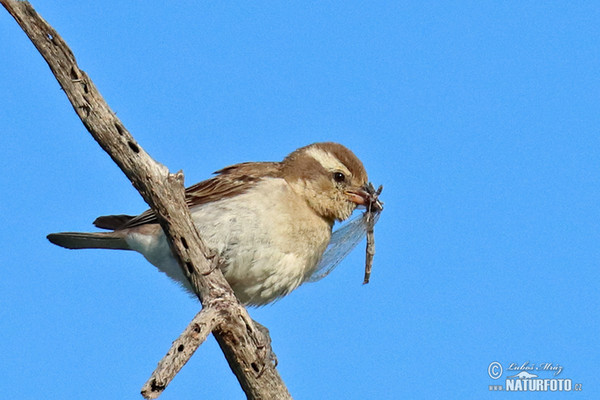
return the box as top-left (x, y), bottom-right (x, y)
top-left (308, 183), bottom-right (384, 284)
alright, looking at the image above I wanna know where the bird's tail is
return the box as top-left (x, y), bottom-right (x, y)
top-left (47, 231), bottom-right (130, 250)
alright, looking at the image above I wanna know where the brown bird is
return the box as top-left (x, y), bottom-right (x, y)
top-left (48, 142), bottom-right (374, 306)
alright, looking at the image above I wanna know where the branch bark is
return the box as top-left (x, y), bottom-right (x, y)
top-left (1, 1), bottom-right (291, 398)
top-left (142, 307), bottom-right (220, 399)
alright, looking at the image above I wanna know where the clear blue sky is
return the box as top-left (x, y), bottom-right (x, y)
top-left (1, 1), bottom-right (598, 399)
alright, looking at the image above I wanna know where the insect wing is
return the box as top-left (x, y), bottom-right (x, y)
top-left (308, 211), bottom-right (380, 282)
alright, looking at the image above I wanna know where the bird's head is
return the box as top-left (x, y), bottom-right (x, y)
top-left (281, 142), bottom-right (371, 223)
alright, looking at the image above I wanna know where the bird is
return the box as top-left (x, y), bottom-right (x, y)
top-left (47, 142), bottom-right (373, 306)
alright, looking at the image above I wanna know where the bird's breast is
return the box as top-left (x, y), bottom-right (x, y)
top-left (190, 178), bottom-right (332, 305)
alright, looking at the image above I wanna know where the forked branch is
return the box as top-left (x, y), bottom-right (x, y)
top-left (1, 1), bottom-right (291, 398)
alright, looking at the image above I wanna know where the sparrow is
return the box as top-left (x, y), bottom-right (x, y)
top-left (47, 142), bottom-right (373, 306)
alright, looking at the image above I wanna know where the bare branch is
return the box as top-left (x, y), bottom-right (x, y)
top-left (142, 307), bottom-right (221, 399)
top-left (1, 1), bottom-right (291, 398)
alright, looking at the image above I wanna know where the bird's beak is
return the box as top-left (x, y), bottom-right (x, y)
top-left (345, 184), bottom-right (384, 212)
top-left (345, 187), bottom-right (370, 206)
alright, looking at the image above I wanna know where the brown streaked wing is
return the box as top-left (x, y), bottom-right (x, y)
top-left (186, 161), bottom-right (281, 207)
top-left (112, 161), bottom-right (282, 229)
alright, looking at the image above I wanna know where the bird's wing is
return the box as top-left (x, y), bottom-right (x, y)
top-left (185, 161), bottom-right (281, 208)
top-left (94, 162), bottom-right (282, 230)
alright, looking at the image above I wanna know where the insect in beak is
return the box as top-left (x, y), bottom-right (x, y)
top-left (311, 182), bottom-right (383, 285)
top-left (346, 184), bottom-right (384, 212)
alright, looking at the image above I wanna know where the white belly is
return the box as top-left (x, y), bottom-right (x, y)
top-left (125, 178), bottom-right (332, 305)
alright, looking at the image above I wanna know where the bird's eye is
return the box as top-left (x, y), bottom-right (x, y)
top-left (333, 172), bottom-right (346, 183)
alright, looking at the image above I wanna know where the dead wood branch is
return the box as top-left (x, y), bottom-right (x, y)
top-left (1, 1), bottom-right (291, 398)
top-left (142, 307), bottom-right (220, 399)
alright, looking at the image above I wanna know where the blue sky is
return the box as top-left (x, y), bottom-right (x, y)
top-left (1, 1), bottom-right (598, 399)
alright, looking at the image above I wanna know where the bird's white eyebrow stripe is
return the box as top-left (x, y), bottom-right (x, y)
top-left (305, 147), bottom-right (351, 175)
